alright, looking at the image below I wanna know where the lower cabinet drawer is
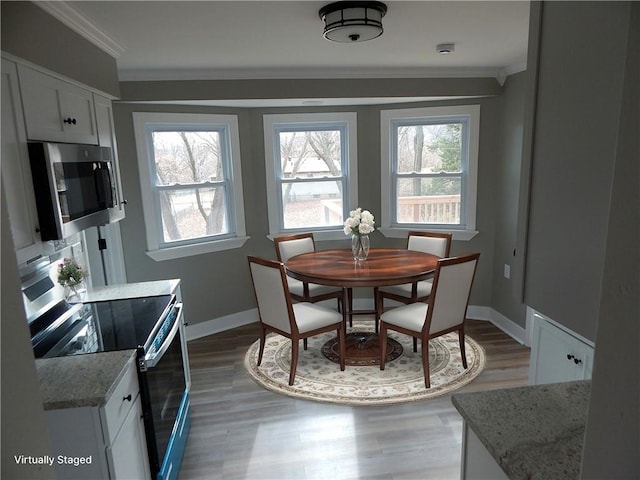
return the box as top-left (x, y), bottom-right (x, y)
top-left (103, 359), bottom-right (139, 444)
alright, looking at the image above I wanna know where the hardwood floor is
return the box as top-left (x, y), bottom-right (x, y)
top-left (179, 319), bottom-right (530, 480)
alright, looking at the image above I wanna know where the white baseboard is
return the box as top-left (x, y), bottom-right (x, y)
top-left (185, 301), bottom-right (528, 346)
top-left (487, 308), bottom-right (527, 346)
top-left (185, 308), bottom-right (259, 341)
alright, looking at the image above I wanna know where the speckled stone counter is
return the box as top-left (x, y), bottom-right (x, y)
top-left (452, 380), bottom-right (591, 480)
top-left (81, 279), bottom-right (180, 303)
top-left (36, 350), bottom-right (135, 410)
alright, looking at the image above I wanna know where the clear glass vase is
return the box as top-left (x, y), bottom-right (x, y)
top-left (351, 234), bottom-right (370, 261)
top-left (64, 281), bottom-right (86, 302)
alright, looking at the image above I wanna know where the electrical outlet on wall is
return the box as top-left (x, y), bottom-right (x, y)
top-left (504, 264), bottom-right (511, 279)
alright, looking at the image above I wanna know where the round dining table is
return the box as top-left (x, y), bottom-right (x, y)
top-left (285, 248), bottom-right (440, 329)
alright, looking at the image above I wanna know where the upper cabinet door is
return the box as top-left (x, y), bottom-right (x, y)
top-left (18, 65), bottom-right (98, 145)
top-left (1, 58), bottom-right (41, 262)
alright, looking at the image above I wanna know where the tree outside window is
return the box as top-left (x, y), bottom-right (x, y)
top-left (263, 112), bottom-right (358, 239)
top-left (277, 128), bottom-right (344, 230)
top-left (395, 122), bottom-right (464, 225)
top-left (380, 105), bottom-right (479, 236)
top-left (152, 130), bottom-right (229, 242)
top-left (133, 112), bottom-right (246, 260)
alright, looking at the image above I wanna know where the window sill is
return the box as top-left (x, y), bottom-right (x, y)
top-left (268, 229), bottom-right (349, 242)
top-left (378, 227), bottom-right (479, 241)
top-left (146, 236), bottom-right (250, 261)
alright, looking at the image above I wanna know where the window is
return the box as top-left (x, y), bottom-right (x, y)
top-left (263, 112), bottom-right (358, 240)
top-left (133, 112), bottom-right (247, 260)
top-left (380, 105), bottom-right (479, 240)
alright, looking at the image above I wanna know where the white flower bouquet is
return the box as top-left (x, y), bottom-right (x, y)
top-left (343, 207), bottom-right (375, 236)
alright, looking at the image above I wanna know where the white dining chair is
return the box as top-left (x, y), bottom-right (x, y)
top-left (376, 231), bottom-right (452, 350)
top-left (379, 252), bottom-right (480, 388)
top-left (248, 256), bottom-right (346, 385)
top-left (377, 231), bottom-right (452, 309)
top-left (274, 233), bottom-right (343, 311)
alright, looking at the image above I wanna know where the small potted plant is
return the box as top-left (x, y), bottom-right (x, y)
top-left (57, 257), bottom-right (88, 301)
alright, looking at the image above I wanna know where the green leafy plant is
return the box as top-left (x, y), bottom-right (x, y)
top-left (57, 257), bottom-right (87, 287)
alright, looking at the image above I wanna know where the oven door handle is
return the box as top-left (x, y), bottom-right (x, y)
top-left (143, 303), bottom-right (183, 369)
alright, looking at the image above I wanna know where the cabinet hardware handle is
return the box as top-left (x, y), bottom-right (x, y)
top-left (566, 354), bottom-right (583, 365)
top-left (123, 394), bottom-right (132, 402)
top-left (122, 199), bottom-right (128, 205)
top-left (63, 117), bottom-right (77, 125)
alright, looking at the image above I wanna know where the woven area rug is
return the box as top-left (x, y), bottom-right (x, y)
top-left (244, 319), bottom-right (485, 406)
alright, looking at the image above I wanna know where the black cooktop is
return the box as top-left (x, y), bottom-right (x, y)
top-left (31, 295), bottom-right (174, 359)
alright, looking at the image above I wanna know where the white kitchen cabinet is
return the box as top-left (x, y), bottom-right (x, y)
top-left (1, 58), bottom-right (41, 263)
top-left (108, 390), bottom-right (150, 480)
top-left (529, 311), bottom-right (594, 385)
top-left (44, 357), bottom-right (150, 480)
top-left (460, 423), bottom-right (509, 480)
top-left (18, 64), bottom-right (98, 144)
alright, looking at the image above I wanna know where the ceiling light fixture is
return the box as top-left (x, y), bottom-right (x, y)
top-left (319, 1), bottom-right (388, 43)
top-left (436, 43), bottom-right (456, 55)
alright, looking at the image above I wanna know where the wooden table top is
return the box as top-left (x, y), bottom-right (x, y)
top-left (285, 248), bottom-right (440, 288)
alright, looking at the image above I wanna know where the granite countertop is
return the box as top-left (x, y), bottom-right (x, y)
top-left (81, 279), bottom-right (180, 303)
top-left (36, 350), bottom-right (136, 410)
top-left (452, 380), bottom-right (591, 480)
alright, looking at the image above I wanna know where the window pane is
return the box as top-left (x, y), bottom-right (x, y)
top-left (152, 131), bottom-right (223, 185)
top-left (396, 123), bottom-right (462, 174)
top-left (396, 178), bottom-right (461, 224)
top-left (281, 180), bottom-right (343, 229)
top-left (279, 130), bottom-right (342, 179)
top-left (159, 187), bottom-right (228, 242)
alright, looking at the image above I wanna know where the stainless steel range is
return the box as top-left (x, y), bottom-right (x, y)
top-left (23, 258), bottom-right (190, 480)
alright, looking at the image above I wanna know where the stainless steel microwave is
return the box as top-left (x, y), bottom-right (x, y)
top-left (28, 142), bottom-right (118, 240)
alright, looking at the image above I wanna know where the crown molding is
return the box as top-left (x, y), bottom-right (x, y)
top-left (35, 1), bottom-right (125, 58)
top-left (118, 66), bottom-right (504, 82)
top-left (497, 61), bottom-right (528, 85)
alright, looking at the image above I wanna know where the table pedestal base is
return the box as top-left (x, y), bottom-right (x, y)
top-left (322, 332), bottom-right (403, 366)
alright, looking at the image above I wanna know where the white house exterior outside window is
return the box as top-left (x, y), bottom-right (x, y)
top-left (380, 105), bottom-right (480, 240)
top-left (133, 112), bottom-right (247, 260)
top-left (263, 112), bottom-right (358, 241)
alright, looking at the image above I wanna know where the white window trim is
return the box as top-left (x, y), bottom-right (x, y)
top-left (133, 112), bottom-right (248, 261)
top-left (380, 105), bottom-right (480, 241)
top-left (263, 112), bottom-right (358, 241)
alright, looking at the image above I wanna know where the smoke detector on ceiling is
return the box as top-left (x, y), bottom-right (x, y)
top-left (436, 43), bottom-right (455, 55)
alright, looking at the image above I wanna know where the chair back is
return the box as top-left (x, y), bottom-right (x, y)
top-left (274, 233), bottom-right (315, 263)
top-left (425, 253), bottom-right (480, 335)
top-left (248, 256), bottom-right (294, 334)
top-left (407, 231), bottom-right (452, 258)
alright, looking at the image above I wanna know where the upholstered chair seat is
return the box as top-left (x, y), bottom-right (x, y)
top-left (292, 303), bottom-right (342, 333)
top-left (378, 279), bottom-right (433, 300)
top-left (287, 277), bottom-right (344, 299)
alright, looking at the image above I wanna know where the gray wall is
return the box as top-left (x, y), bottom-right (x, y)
top-left (113, 91), bottom-right (509, 327)
top-left (1, 1), bottom-right (120, 97)
top-left (524, 1), bottom-right (631, 341)
top-left (491, 72), bottom-right (528, 327)
top-left (581, 2), bottom-right (639, 476)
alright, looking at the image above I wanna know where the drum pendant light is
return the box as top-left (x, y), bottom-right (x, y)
top-left (319, 1), bottom-right (388, 43)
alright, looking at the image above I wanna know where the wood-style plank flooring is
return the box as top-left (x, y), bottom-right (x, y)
top-left (179, 319), bottom-right (530, 480)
